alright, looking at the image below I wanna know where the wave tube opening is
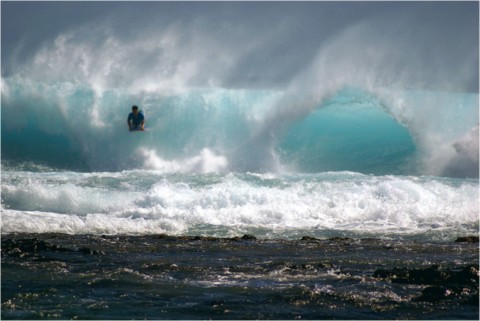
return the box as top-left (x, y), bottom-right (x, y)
top-left (277, 88), bottom-right (417, 175)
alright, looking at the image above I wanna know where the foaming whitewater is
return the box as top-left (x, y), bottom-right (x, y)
top-left (2, 170), bottom-right (478, 239)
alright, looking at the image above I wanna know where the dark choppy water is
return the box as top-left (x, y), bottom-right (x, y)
top-left (2, 234), bottom-right (478, 319)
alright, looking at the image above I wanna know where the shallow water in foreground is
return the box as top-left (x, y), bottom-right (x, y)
top-left (2, 234), bottom-right (478, 320)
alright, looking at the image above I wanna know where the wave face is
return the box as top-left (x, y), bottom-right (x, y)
top-left (1, 79), bottom-right (478, 177)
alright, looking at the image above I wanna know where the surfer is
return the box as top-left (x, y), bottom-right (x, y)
top-left (127, 105), bottom-right (145, 131)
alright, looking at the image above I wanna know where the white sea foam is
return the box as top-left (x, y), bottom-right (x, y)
top-left (2, 170), bottom-right (478, 239)
top-left (140, 148), bottom-right (228, 173)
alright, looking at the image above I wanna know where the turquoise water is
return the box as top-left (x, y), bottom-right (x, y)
top-left (278, 88), bottom-right (417, 174)
top-left (2, 80), bottom-right (477, 176)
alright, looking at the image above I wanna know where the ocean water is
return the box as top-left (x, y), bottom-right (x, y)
top-left (1, 5), bottom-right (479, 316)
top-left (1, 167), bottom-right (479, 240)
top-left (2, 234), bottom-right (479, 319)
top-left (2, 80), bottom-right (479, 319)
top-left (2, 82), bottom-right (479, 240)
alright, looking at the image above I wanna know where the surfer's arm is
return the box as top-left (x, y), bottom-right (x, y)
top-left (138, 113), bottom-right (145, 130)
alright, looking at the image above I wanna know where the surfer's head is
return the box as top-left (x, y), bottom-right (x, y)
top-left (132, 105), bottom-right (139, 114)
